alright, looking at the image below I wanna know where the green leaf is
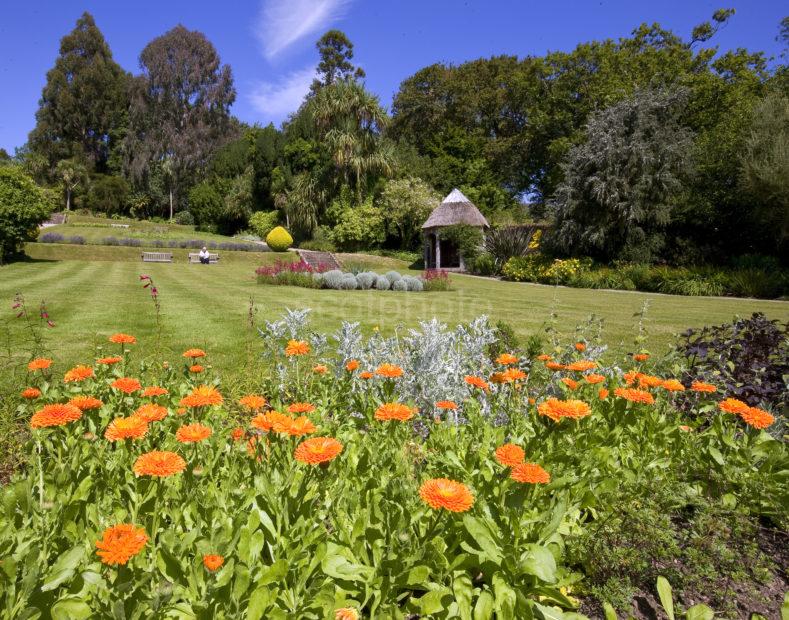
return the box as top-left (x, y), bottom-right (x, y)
top-left (258, 559), bottom-right (288, 585)
top-left (41, 546), bottom-right (85, 592)
top-left (404, 565), bottom-right (430, 587)
top-left (453, 571), bottom-right (473, 620)
top-left (707, 447), bottom-right (725, 466)
top-left (603, 602), bottom-right (618, 620)
top-left (656, 576), bottom-right (674, 620)
top-left (321, 554), bottom-right (373, 583)
top-left (520, 544), bottom-right (557, 583)
top-left (246, 586), bottom-right (271, 620)
top-left (156, 548), bottom-right (183, 584)
top-left (463, 515), bottom-right (503, 563)
top-left (51, 597), bottom-right (92, 620)
top-left (532, 602), bottom-right (564, 620)
top-left (782, 592), bottom-right (789, 620)
top-left (493, 573), bottom-right (516, 620)
top-left (473, 591), bottom-right (495, 620)
top-left (413, 588), bottom-right (450, 615)
top-left (686, 604), bottom-right (714, 620)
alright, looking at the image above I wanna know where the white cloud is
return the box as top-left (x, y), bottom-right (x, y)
top-left (256, 0), bottom-right (352, 59)
top-left (249, 65), bottom-right (317, 121)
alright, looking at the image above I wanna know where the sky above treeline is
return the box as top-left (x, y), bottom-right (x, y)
top-left (0, 0), bottom-right (785, 154)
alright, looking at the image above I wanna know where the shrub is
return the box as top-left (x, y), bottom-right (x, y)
top-left (441, 224), bottom-right (484, 264)
top-left (174, 210), bottom-right (194, 226)
top-left (321, 270), bottom-right (345, 289)
top-left (266, 226), bottom-right (293, 252)
top-left (356, 272), bottom-right (376, 289)
top-left (469, 252), bottom-right (497, 276)
top-left (0, 166), bottom-right (53, 263)
top-left (402, 276), bottom-right (424, 292)
top-left (423, 269), bottom-right (452, 291)
top-left (67, 235), bottom-right (85, 245)
top-left (374, 275), bottom-right (391, 290)
top-left (248, 210), bottom-right (279, 238)
top-left (40, 232), bottom-right (64, 244)
top-left (85, 174), bottom-right (130, 216)
top-left (340, 274), bottom-right (358, 290)
top-left (384, 271), bottom-right (402, 284)
top-left (300, 226), bottom-right (336, 252)
top-left (392, 279), bottom-right (408, 291)
top-left (484, 226), bottom-right (541, 269)
top-left (502, 255), bottom-right (590, 285)
top-left (329, 199), bottom-right (386, 252)
top-left (188, 181), bottom-right (223, 228)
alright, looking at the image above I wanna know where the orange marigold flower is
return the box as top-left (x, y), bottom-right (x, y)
top-left (375, 402), bottom-right (417, 422)
top-left (496, 353), bottom-right (519, 365)
top-left (502, 368), bottom-right (527, 382)
top-left (285, 339), bottom-right (310, 356)
top-left (614, 387), bottom-right (655, 405)
top-left (182, 348), bottom-right (206, 359)
top-left (495, 443), bottom-right (525, 467)
top-left (179, 385), bottom-right (223, 408)
top-left (288, 402), bottom-right (316, 414)
top-left (109, 333), bottom-right (136, 344)
top-left (335, 609), bottom-right (359, 620)
top-left (545, 361), bottom-right (565, 371)
top-left (95, 524), bottom-right (147, 565)
top-left (294, 437), bottom-right (343, 465)
top-left (633, 353), bottom-right (650, 362)
top-left (252, 411), bottom-right (292, 433)
top-left (598, 388), bottom-right (609, 399)
top-left (287, 416), bottom-right (317, 437)
top-left (691, 381), bottom-right (717, 393)
top-left (489, 372), bottom-right (506, 384)
top-left (111, 377), bottom-right (142, 394)
top-left (464, 375), bottom-right (490, 391)
top-left (584, 373), bottom-right (606, 384)
top-left (142, 386), bottom-right (168, 397)
top-left (176, 423), bottom-right (212, 443)
top-left (511, 462), bottom-right (550, 484)
top-left (203, 554), bottom-right (224, 571)
top-left (740, 407), bottom-right (775, 430)
top-left (637, 375), bottom-right (663, 389)
top-left (105, 416), bottom-right (148, 441)
top-left (345, 359), bottom-right (360, 371)
top-left (64, 365), bottom-right (94, 382)
top-left (537, 398), bottom-right (591, 422)
top-left (359, 371), bottom-right (373, 380)
top-left (419, 478), bottom-right (474, 513)
top-left (176, 407), bottom-right (186, 416)
top-left (623, 370), bottom-right (640, 385)
top-left (313, 364), bottom-right (328, 374)
top-left (134, 403), bottom-right (168, 422)
top-left (436, 400), bottom-right (458, 410)
top-left (661, 379), bottom-right (685, 392)
top-left (375, 363), bottom-right (404, 378)
top-left (575, 342), bottom-right (586, 351)
top-left (230, 427), bottom-right (245, 442)
top-left (27, 357), bottom-right (52, 371)
top-left (189, 364), bottom-right (205, 373)
top-left (69, 396), bottom-right (103, 411)
top-left (536, 354), bottom-right (552, 361)
top-left (566, 360), bottom-right (597, 372)
top-left (97, 356), bottom-right (123, 365)
top-left (679, 425), bottom-right (692, 432)
top-left (133, 451), bottom-right (186, 477)
top-left (31, 403), bottom-right (82, 428)
top-left (718, 397), bottom-right (749, 415)
top-left (561, 378), bottom-right (579, 390)
top-left (21, 387), bottom-right (42, 399)
top-left (239, 395), bottom-right (267, 411)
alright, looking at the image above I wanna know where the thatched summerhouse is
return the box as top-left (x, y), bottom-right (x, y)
top-left (422, 188), bottom-right (489, 271)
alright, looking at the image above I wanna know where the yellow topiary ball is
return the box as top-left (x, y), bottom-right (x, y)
top-left (265, 226), bottom-right (293, 252)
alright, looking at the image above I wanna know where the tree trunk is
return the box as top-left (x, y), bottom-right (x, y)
top-left (65, 189), bottom-right (71, 212)
top-left (169, 189), bottom-right (174, 222)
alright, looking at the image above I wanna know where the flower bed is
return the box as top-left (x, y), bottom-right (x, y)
top-left (257, 265), bottom-right (453, 292)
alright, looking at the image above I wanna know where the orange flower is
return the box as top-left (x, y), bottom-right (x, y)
top-left (566, 360), bottom-right (597, 372)
top-left (189, 364), bottom-right (205, 373)
top-left (133, 451), bottom-right (186, 477)
top-left (97, 356), bottom-right (123, 365)
top-left (95, 524), bottom-right (147, 565)
top-left (375, 363), bottom-right (404, 378)
top-left (64, 365), bottom-right (94, 382)
top-left (230, 427), bottom-right (245, 442)
top-left (105, 416), bottom-right (148, 441)
top-left (31, 403), bottom-right (82, 428)
top-left (285, 339), bottom-right (310, 356)
top-left (294, 437), bottom-right (343, 465)
top-left (496, 353), bottom-right (519, 365)
top-left (637, 375), bottom-right (663, 389)
top-left (287, 416), bottom-right (317, 437)
top-left (536, 354), bottom-right (552, 361)
top-left (111, 377), bottom-right (142, 394)
top-left (176, 423), bottom-right (213, 443)
top-left (142, 386), bottom-right (168, 397)
top-left (511, 462), bottom-right (550, 484)
top-left (537, 398), bottom-right (591, 422)
top-left (313, 364), bottom-right (328, 374)
top-left (691, 381), bottom-right (717, 393)
top-left (614, 387), bottom-right (655, 405)
top-left (239, 395), bottom-right (267, 411)
top-left (545, 361), bottom-right (565, 371)
top-left (419, 478), bottom-right (474, 512)
top-left (739, 407), bottom-right (775, 429)
top-left (661, 379), bottom-right (685, 392)
top-left (679, 425), bottom-right (692, 432)
top-left (561, 378), bottom-right (579, 390)
top-left (134, 403), bottom-right (168, 422)
top-left (335, 609), bottom-right (359, 620)
top-left (345, 359), bottom-right (360, 371)
top-left (624, 371), bottom-right (640, 385)
top-left (252, 411), bottom-right (292, 433)
top-left (584, 373), bottom-right (606, 384)
top-left (502, 368), bottom-right (527, 382)
top-left (182, 348), bottom-right (206, 358)
top-left (375, 402), bottom-right (417, 422)
top-left (69, 396), bottom-right (103, 411)
top-left (27, 357), bottom-right (52, 371)
top-left (464, 375), bottom-right (490, 391)
top-left (359, 371), bottom-right (373, 380)
top-left (109, 333), bottom-right (136, 344)
top-left (435, 400), bottom-right (458, 410)
top-left (495, 443), bottom-right (525, 467)
top-left (176, 407), bottom-right (186, 416)
top-left (21, 387), bottom-right (41, 399)
top-left (575, 342), bottom-right (586, 351)
top-left (718, 398), bottom-right (749, 415)
top-left (203, 554), bottom-right (224, 571)
top-left (180, 385), bottom-right (223, 408)
top-left (598, 388), bottom-right (609, 399)
top-left (489, 372), bottom-right (507, 384)
top-left (633, 353), bottom-right (650, 362)
top-left (288, 402), bottom-right (316, 414)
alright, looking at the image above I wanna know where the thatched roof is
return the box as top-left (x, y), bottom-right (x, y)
top-left (422, 189), bottom-right (489, 229)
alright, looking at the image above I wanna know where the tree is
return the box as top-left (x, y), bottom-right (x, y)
top-left (378, 177), bottom-right (440, 249)
top-left (85, 175), bottom-right (130, 215)
top-left (0, 167), bottom-right (53, 264)
top-left (310, 30), bottom-right (365, 94)
top-left (55, 158), bottom-right (88, 211)
top-left (126, 25), bottom-right (236, 216)
top-left (550, 89), bottom-right (693, 263)
top-left (29, 12), bottom-right (128, 172)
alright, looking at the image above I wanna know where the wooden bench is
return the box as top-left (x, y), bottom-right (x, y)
top-left (188, 252), bottom-right (219, 264)
top-left (141, 252), bottom-right (173, 263)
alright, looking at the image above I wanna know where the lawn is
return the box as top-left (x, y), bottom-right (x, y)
top-left (2, 243), bottom-right (786, 376)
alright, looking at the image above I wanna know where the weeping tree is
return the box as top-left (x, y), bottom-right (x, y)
top-left (549, 88), bottom-right (694, 263)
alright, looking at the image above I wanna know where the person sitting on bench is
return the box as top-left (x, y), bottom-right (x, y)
top-left (198, 247), bottom-right (210, 264)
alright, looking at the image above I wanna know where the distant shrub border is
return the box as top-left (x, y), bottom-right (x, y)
top-left (37, 234), bottom-right (267, 253)
top-left (256, 263), bottom-right (451, 292)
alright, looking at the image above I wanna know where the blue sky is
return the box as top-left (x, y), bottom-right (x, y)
top-left (0, 0), bottom-right (785, 154)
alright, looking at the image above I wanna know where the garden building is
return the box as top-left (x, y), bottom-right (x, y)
top-left (422, 188), bottom-right (489, 271)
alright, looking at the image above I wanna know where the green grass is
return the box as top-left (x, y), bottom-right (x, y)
top-left (2, 243), bottom-right (787, 376)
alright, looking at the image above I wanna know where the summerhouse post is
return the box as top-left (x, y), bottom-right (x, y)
top-left (435, 232), bottom-right (441, 269)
